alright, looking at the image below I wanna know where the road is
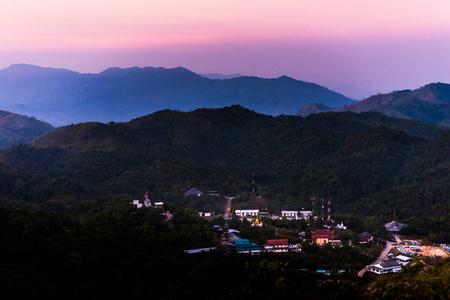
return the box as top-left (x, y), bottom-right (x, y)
top-left (224, 197), bottom-right (234, 219)
top-left (358, 240), bottom-right (394, 277)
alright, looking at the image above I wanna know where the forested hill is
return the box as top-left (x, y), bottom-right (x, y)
top-left (0, 109), bottom-right (53, 150)
top-left (0, 64), bottom-right (354, 126)
top-left (0, 106), bottom-right (448, 216)
top-left (335, 83), bottom-right (450, 126)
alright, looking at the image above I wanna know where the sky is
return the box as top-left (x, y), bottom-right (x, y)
top-left (1, 0), bottom-right (450, 97)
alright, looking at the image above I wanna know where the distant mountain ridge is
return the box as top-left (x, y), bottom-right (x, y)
top-left (0, 64), bottom-right (354, 126)
top-left (198, 72), bottom-right (244, 80)
top-left (296, 83), bottom-right (450, 127)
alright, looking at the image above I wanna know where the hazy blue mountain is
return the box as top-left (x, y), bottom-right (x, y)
top-left (0, 64), bottom-right (354, 126)
top-left (0, 109), bottom-right (53, 150)
top-left (198, 72), bottom-right (244, 79)
top-left (333, 83), bottom-right (450, 126)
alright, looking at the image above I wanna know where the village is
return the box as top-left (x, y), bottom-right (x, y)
top-left (131, 189), bottom-right (450, 277)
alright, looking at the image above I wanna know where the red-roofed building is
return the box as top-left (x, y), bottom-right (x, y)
top-left (265, 239), bottom-right (289, 253)
top-left (311, 229), bottom-right (334, 246)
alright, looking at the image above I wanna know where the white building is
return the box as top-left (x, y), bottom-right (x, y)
top-left (368, 261), bottom-right (402, 274)
top-left (336, 221), bottom-right (347, 229)
top-left (235, 209), bottom-right (259, 217)
top-left (281, 210), bottom-right (299, 219)
top-left (132, 200), bottom-right (142, 208)
top-left (265, 239), bottom-right (289, 253)
top-left (396, 255), bottom-right (413, 266)
top-left (153, 202), bottom-right (164, 209)
top-left (299, 210), bottom-right (313, 219)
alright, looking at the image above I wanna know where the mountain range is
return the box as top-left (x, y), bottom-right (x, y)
top-left (0, 64), bottom-right (354, 126)
top-left (0, 106), bottom-right (448, 216)
top-left (297, 83), bottom-right (450, 127)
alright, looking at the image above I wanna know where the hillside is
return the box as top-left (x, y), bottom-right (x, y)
top-left (333, 83), bottom-right (450, 126)
top-left (0, 64), bottom-right (354, 126)
top-left (0, 106), bottom-right (448, 217)
top-left (296, 103), bottom-right (332, 117)
top-left (0, 110), bottom-right (53, 150)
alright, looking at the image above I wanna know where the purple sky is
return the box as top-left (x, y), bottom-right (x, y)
top-left (1, 0), bottom-right (450, 97)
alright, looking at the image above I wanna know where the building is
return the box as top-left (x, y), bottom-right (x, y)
top-left (131, 194), bottom-right (164, 209)
top-left (199, 212), bottom-right (214, 218)
top-left (358, 232), bottom-right (373, 244)
top-left (368, 261), bottom-right (402, 274)
top-left (184, 247), bottom-right (216, 254)
top-left (289, 243), bottom-right (303, 252)
top-left (281, 210), bottom-right (298, 220)
top-left (252, 216), bottom-right (263, 227)
top-left (265, 239), bottom-right (289, 253)
top-left (234, 239), bottom-right (264, 255)
top-left (396, 255), bottom-right (413, 266)
top-left (184, 188), bottom-right (204, 197)
top-left (336, 221), bottom-right (347, 230)
top-left (384, 220), bottom-right (406, 233)
top-left (132, 200), bottom-right (142, 208)
top-left (311, 229), bottom-right (334, 246)
top-left (235, 209), bottom-right (259, 218)
top-left (299, 210), bottom-right (313, 219)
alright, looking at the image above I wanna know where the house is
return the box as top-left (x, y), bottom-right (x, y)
top-left (132, 200), bottom-right (142, 208)
top-left (184, 188), bottom-right (204, 197)
top-left (384, 220), bottom-right (406, 233)
top-left (359, 236), bottom-right (369, 244)
top-left (289, 243), bottom-right (303, 252)
top-left (358, 232), bottom-right (373, 244)
top-left (234, 239), bottom-right (264, 255)
top-left (368, 261), bottom-right (402, 274)
top-left (132, 194), bottom-right (164, 209)
top-left (396, 255), bottom-right (413, 266)
top-left (311, 229), bottom-right (334, 246)
top-left (265, 239), bottom-right (289, 253)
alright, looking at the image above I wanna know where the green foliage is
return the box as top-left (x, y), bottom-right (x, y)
top-left (369, 258), bottom-right (450, 299)
top-left (0, 201), bottom-right (219, 298)
top-left (0, 107), bottom-right (448, 218)
top-left (1, 201), bottom-right (449, 299)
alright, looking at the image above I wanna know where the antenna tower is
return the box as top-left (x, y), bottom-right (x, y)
top-left (252, 172), bottom-right (255, 197)
top-left (327, 197), bottom-right (331, 220)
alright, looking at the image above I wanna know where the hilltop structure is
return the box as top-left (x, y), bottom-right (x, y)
top-left (184, 188), bottom-right (204, 197)
top-left (384, 220), bottom-right (406, 233)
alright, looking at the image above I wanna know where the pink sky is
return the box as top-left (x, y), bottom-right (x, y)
top-left (1, 0), bottom-right (450, 95)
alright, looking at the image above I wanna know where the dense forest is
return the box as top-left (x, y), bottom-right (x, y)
top-left (0, 106), bottom-right (448, 219)
top-left (0, 200), bottom-right (449, 299)
top-left (0, 106), bottom-right (449, 298)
